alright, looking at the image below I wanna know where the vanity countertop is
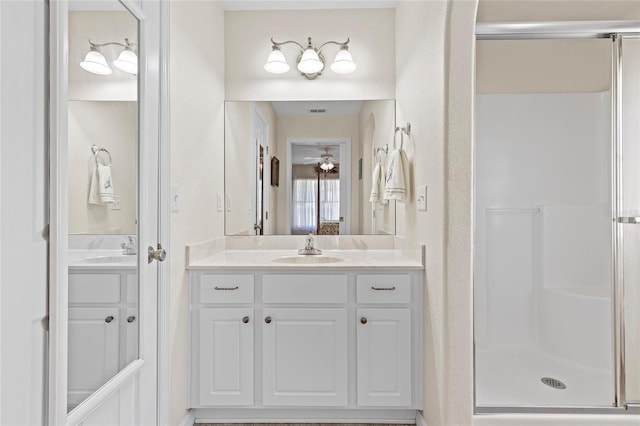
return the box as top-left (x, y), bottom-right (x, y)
top-left (68, 249), bottom-right (137, 270)
top-left (187, 249), bottom-right (424, 270)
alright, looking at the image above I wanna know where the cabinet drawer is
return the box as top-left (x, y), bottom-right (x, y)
top-left (200, 274), bottom-right (254, 303)
top-left (263, 274), bottom-right (347, 304)
top-left (356, 274), bottom-right (410, 304)
top-left (69, 273), bottom-right (120, 303)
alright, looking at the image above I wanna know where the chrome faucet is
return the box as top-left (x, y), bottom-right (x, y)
top-left (298, 233), bottom-right (322, 255)
top-left (121, 235), bottom-right (137, 255)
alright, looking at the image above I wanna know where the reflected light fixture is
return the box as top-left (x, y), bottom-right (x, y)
top-left (320, 159), bottom-right (335, 171)
top-left (264, 37), bottom-right (356, 80)
top-left (80, 38), bottom-right (138, 76)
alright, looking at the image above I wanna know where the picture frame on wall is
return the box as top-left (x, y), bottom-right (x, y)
top-left (271, 156), bottom-right (280, 187)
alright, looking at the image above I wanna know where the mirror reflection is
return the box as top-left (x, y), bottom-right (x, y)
top-left (67, 0), bottom-right (138, 413)
top-left (225, 100), bottom-right (396, 236)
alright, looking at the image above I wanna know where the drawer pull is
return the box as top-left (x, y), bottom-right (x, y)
top-left (265, 316), bottom-right (272, 324)
top-left (360, 317), bottom-right (368, 324)
top-left (242, 316), bottom-right (250, 324)
top-left (371, 286), bottom-right (396, 291)
top-left (105, 316), bottom-right (114, 323)
top-left (214, 286), bottom-right (239, 291)
top-left (127, 316), bottom-right (136, 323)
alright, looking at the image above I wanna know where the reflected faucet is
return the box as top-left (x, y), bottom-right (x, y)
top-left (121, 235), bottom-right (137, 255)
top-left (298, 232), bottom-right (322, 255)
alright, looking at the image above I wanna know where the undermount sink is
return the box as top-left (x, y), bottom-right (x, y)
top-left (272, 255), bottom-right (344, 264)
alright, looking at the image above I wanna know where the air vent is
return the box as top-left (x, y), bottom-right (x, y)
top-left (309, 108), bottom-right (326, 114)
top-left (541, 377), bottom-right (566, 390)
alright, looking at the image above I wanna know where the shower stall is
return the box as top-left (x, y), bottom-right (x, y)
top-left (474, 22), bottom-right (640, 413)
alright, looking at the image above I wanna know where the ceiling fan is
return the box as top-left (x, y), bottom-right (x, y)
top-left (302, 147), bottom-right (334, 165)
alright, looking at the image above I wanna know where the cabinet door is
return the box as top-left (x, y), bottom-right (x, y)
top-left (357, 308), bottom-right (412, 406)
top-left (263, 308), bottom-right (348, 406)
top-left (199, 308), bottom-right (254, 406)
top-left (67, 307), bottom-right (120, 409)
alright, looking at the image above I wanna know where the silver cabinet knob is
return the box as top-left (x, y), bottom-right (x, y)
top-left (360, 317), bottom-right (367, 324)
top-left (127, 316), bottom-right (136, 323)
top-left (265, 316), bottom-right (272, 324)
top-left (242, 316), bottom-right (250, 324)
top-left (105, 316), bottom-right (114, 323)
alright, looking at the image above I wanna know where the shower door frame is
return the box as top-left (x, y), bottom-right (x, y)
top-left (474, 20), bottom-right (640, 415)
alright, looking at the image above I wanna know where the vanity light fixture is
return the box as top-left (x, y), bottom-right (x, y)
top-left (264, 37), bottom-right (356, 80)
top-left (80, 38), bottom-right (138, 76)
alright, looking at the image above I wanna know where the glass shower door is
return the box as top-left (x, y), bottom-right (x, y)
top-left (620, 35), bottom-right (640, 405)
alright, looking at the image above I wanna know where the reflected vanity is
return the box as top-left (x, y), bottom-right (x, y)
top-left (67, 0), bottom-right (139, 413)
top-left (224, 99), bottom-right (397, 236)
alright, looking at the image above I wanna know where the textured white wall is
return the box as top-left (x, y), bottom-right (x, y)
top-left (169, 1), bottom-right (225, 425)
top-left (225, 8), bottom-right (395, 101)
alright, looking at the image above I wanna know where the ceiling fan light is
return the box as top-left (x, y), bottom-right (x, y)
top-left (297, 48), bottom-right (324, 74)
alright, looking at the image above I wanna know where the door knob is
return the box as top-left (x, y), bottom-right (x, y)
top-left (242, 316), bottom-right (250, 324)
top-left (127, 316), bottom-right (136, 323)
top-left (265, 316), bottom-right (272, 324)
top-left (105, 316), bottom-right (114, 323)
top-left (148, 243), bottom-right (167, 264)
top-left (360, 317), bottom-right (367, 324)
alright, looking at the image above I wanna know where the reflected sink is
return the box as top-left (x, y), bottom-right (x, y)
top-left (272, 255), bottom-right (344, 264)
top-left (76, 255), bottom-right (137, 265)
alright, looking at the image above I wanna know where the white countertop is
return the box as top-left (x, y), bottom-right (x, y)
top-left (187, 249), bottom-right (424, 270)
top-left (68, 249), bottom-right (137, 270)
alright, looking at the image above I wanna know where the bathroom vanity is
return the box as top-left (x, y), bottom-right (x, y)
top-left (186, 236), bottom-right (424, 423)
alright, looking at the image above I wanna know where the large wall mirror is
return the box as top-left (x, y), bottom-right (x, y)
top-left (225, 100), bottom-right (396, 236)
top-left (67, 0), bottom-right (139, 413)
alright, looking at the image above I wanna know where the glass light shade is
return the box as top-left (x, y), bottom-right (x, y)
top-left (264, 48), bottom-right (290, 74)
top-left (113, 48), bottom-right (138, 75)
top-left (330, 48), bottom-right (357, 74)
top-left (320, 161), bottom-right (334, 171)
top-left (297, 48), bottom-right (324, 74)
top-left (80, 49), bottom-right (112, 75)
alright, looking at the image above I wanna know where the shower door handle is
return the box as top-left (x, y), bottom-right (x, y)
top-left (617, 217), bottom-right (640, 224)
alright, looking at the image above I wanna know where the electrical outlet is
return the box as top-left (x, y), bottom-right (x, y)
top-left (416, 185), bottom-right (427, 211)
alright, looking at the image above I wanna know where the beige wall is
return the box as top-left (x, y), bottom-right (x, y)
top-left (224, 8), bottom-right (395, 101)
top-left (275, 114), bottom-right (359, 234)
top-left (358, 100), bottom-right (396, 234)
top-left (169, 1), bottom-right (225, 425)
top-left (68, 101), bottom-right (137, 234)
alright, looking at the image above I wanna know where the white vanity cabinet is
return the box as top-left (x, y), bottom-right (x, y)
top-left (189, 268), bottom-right (423, 422)
top-left (67, 270), bottom-right (138, 409)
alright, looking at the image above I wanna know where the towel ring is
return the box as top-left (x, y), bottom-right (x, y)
top-left (91, 145), bottom-right (112, 166)
top-left (393, 127), bottom-right (404, 150)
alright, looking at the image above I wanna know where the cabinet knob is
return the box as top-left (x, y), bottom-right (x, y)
top-left (265, 316), bottom-right (272, 324)
top-left (242, 316), bottom-right (250, 324)
top-left (360, 317), bottom-right (367, 324)
top-left (127, 316), bottom-right (136, 323)
top-left (105, 316), bottom-right (114, 323)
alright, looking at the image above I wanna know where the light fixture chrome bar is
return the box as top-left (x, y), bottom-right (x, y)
top-left (476, 20), bottom-right (640, 40)
top-left (88, 37), bottom-right (136, 49)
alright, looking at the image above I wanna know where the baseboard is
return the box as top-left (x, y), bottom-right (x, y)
top-left (179, 409), bottom-right (195, 426)
top-left (416, 411), bottom-right (427, 426)
top-left (192, 408), bottom-right (418, 423)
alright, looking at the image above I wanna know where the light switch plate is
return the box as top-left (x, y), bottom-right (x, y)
top-left (416, 184), bottom-right (427, 211)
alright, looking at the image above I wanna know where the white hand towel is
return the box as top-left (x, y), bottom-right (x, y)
top-left (369, 161), bottom-right (388, 205)
top-left (383, 148), bottom-right (410, 202)
top-left (88, 164), bottom-right (102, 205)
top-left (97, 163), bottom-right (115, 204)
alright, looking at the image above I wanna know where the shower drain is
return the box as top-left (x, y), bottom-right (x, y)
top-left (541, 377), bottom-right (567, 390)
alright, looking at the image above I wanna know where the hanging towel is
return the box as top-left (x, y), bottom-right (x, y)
top-left (97, 163), bottom-right (115, 204)
top-left (88, 164), bottom-right (102, 205)
top-left (383, 148), bottom-right (410, 202)
top-left (369, 160), bottom-right (388, 205)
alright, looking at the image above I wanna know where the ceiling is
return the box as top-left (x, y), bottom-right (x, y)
top-left (271, 100), bottom-right (363, 117)
top-left (221, 0), bottom-right (396, 11)
top-left (291, 143), bottom-right (341, 166)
